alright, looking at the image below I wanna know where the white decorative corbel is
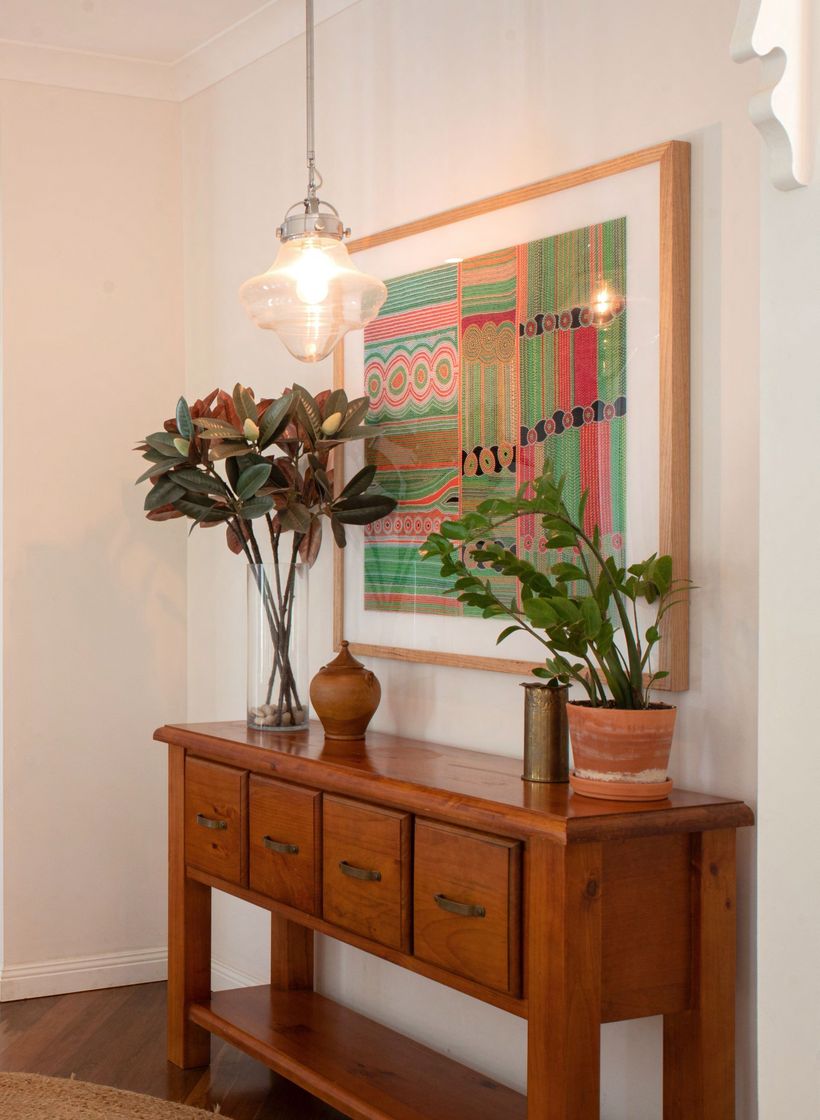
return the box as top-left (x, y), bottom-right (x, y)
top-left (732, 0), bottom-right (813, 189)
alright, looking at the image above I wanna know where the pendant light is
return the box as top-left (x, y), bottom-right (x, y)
top-left (239, 0), bottom-right (387, 362)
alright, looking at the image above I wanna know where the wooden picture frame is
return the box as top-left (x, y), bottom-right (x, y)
top-left (333, 141), bottom-right (690, 690)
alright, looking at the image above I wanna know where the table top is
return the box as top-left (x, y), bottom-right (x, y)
top-left (156, 720), bottom-right (754, 844)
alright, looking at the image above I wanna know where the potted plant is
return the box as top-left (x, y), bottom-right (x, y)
top-left (135, 382), bottom-right (395, 730)
top-left (420, 462), bottom-right (691, 800)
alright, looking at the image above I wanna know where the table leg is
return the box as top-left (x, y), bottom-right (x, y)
top-left (663, 829), bottom-right (737, 1119)
top-left (167, 744), bottom-right (212, 1068)
top-left (271, 912), bottom-right (314, 990)
top-left (527, 837), bottom-right (603, 1119)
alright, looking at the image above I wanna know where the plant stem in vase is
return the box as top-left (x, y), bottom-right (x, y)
top-left (247, 561), bottom-right (308, 730)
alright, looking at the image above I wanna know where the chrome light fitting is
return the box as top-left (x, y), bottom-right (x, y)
top-left (239, 0), bottom-right (387, 363)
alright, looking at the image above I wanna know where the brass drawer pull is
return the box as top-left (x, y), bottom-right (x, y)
top-left (339, 860), bottom-right (382, 882)
top-left (195, 813), bottom-right (227, 831)
top-left (434, 893), bottom-right (486, 919)
top-left (263, 836), bottom-right (299, 855)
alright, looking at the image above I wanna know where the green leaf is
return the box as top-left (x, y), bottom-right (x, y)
top-left (650, 555), bottom-right (673, 595)
top-left (523, 598), bottom-right (560, 628)
top-left (279, 502), bottom-right (312, 532)
top-left (549, 535), bottom-right (578, 552)
top-left (323, 388), bottom-right (348, 420)
top-left (175, 397), bottom-right (193, 440)
top-left (313, 467), bottom-right (333, 499)
top-left (134, 457), bottom-right (185, 485)
top-left (188, 507), bottom-right (230, 533)
top-left (294, 384), bottom-right (322, 439)
top-left (330, 515), bottom-right (347, 548)
top-left (536, 666), bottom-right (571, 683)
top-left (339, 464), bottom-right (377, 500)
top-left (580, 597), bottom-right (603, 638)
top-left (239, 495), bottom-right (275, 520)
top-left (645, 625), bottom-right (660, 644)
top-left (259, 396), bottom-right (293, 447)
top-left (333, 496), bottom-right (396, 525)
top-left (144, 432), bottom-right (181, 456)
top-left (235, 463), bottom-right (272, 500)
top-left (208, 441), bottom-right (252, 461)
top-left (552, 562), bottom-right (586, 582)
top-left (439, 521), bottom-right (466, 541)
top-left (596, 620), bottom-right (614, 655)
top-left (193, 417), bottom-right (243, 439)
top-left (549, 598), bottom-right (581, 624)
top-left (172, 468), bottom-right (227, 496)
top-left (338, 396), bottom-right (369, 434)
top-left (577, 489), bottom-right (589, 528)
top-left (232, 383), bottom-right (257, 425)
top-left (172, 501), bottom-right (217, 524)
top-left (144, 478), bottom-right (185, 510)
top-left (496, 625), bottom-right (521, 644)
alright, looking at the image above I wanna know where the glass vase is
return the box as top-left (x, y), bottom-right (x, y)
top-left (247, 562), bottom-right (309, 731)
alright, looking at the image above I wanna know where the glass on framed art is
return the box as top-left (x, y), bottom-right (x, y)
top-left (333, 144), bottom-right (690, 692)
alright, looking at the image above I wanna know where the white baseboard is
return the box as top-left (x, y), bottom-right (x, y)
top-left (0, 947), bottom-right (168, 1002)
top-left (0, 948), bottom-right (267, 1002)
top-left (210, 958), bottom-right (266, 991)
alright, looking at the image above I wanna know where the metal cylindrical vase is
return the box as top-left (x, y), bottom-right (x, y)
top-left (521, 683), bottom-right (569, 783)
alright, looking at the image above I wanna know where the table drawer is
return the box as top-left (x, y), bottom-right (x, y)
top-left (322, 795), bottom-right (411, 952)
top-left (249, 776), bottom-right (321, 915)
top-left (185, 757), bottom-right (247, 885)
top-left (413, 820), bottom-right (522, 995)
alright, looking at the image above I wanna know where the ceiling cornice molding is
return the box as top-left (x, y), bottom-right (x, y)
top-left (0, 0), bottom-right (361, 103)
top-left (175, 0), bottom-right (360, 101)
top-left (0, 37), bottom-right (176, 100)
top-left (732, 0), bottom-right (814, 189)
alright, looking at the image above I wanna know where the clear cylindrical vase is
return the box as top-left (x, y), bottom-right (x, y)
top-left (247, 562), bottom-right (309, 731)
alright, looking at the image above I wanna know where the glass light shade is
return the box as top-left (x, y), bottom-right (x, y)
top-left (239, 233), bottom-right (388, 362)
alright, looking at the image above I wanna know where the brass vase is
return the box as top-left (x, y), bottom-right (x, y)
top-left (310, 641), bottom-right (381, 741)
top-left (521, 682), bottom-right (569, 783)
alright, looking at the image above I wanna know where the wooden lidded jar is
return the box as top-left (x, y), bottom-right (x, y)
top-left (310, 641), bottom-right (381, 741)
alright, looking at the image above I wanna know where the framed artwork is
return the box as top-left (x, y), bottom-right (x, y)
top-left (333, 141), bottom-right (690, 691)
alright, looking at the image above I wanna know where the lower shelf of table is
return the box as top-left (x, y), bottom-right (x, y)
top-left (189, 985), bottom-right (526, 1120)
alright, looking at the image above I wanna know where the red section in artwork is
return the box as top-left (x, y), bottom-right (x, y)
top-left (517, 443), bottom-right (538, 545)
top-left (573, 326), bottom-right (598, 405)
top-left (580, 420), bottom-right (612, 537)
top-left (364, 301), bottom-right (458, 343)
top-left (461, 310), bottom-right (515, 332)
top-left (556, 332), bottom-right (572, 413)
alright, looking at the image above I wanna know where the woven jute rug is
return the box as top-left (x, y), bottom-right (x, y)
top-left (0, 1073), bottom-right (222, 1118)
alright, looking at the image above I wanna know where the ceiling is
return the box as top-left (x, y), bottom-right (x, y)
top-left (0, 0), bottom-right (274, 64)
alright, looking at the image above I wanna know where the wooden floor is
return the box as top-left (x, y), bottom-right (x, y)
top-left (0, 982), bottom-right (345, 1118)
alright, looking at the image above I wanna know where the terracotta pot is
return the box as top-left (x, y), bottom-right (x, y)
top-left (310, 641), bottom-right (381, 741)
top-left (567, 702), bottom-right (677, 801)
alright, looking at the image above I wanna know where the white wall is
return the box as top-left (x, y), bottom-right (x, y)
top-left (0, 80), bottom-right (186, 997)
top-left (756, 14), bottom-right (820, 1115)
top-left (182, 1), bottom-right (761, 1116)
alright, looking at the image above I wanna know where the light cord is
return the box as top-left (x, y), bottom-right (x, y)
top-left (306, 0), bottom-right (318, 199)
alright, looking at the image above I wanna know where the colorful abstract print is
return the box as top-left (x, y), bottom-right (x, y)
top-left (362, 217), bottom-right (627, 615)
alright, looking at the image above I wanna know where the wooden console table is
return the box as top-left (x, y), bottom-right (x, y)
top-left (156, 721), bottom-right (753, 1120)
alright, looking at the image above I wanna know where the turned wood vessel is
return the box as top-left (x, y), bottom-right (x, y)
top-left (310, 641), bottom-right (381, 741)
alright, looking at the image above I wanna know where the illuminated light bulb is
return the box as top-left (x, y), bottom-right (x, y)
top-left (592, 287), bottom-right (614, 317)
top-left (293, 244), bottom-right (333, 304)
